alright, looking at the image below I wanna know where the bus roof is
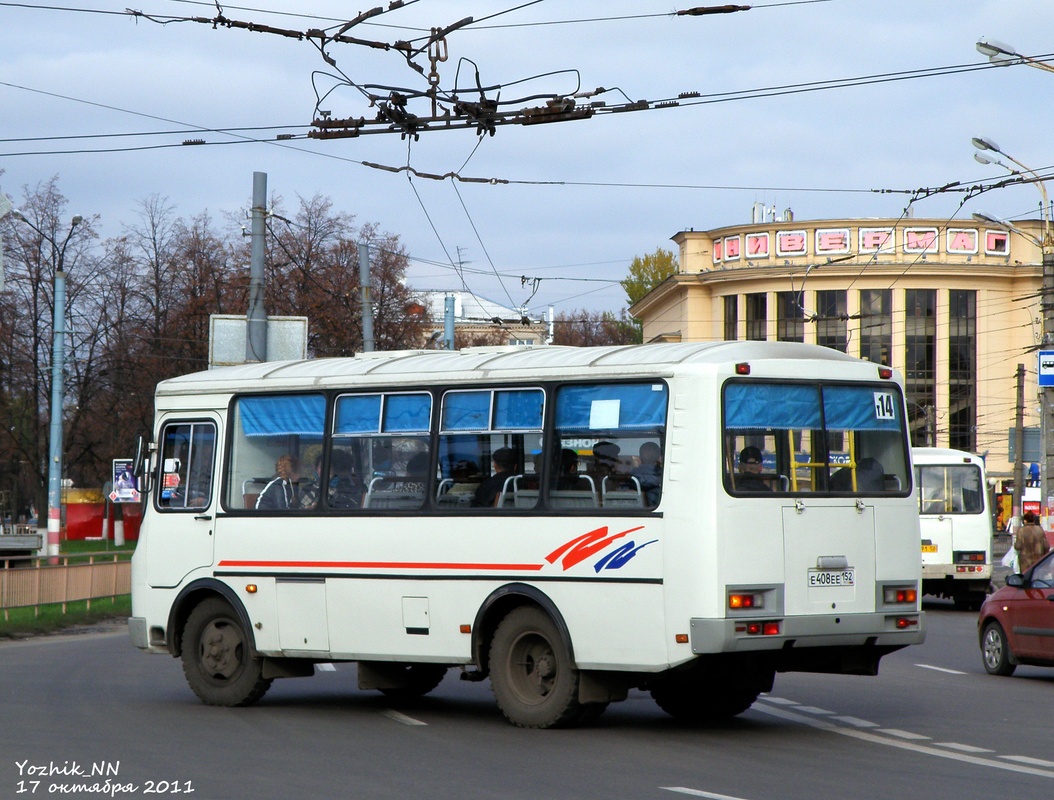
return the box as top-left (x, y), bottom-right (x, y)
top-left (911, 447), bottom-right (985, 465)
top-left (156, 340), bottom-right (886, 396)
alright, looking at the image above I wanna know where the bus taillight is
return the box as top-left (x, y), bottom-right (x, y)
top-left (883, 586), bottom-right (918, 604)
top-left (728, 592), bottom-right (763, 609)
top-left (742, 621), bottom-right (781, 636)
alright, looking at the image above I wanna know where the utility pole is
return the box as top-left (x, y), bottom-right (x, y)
top-left (1014, 363), bottom-right (1026, 527)
top-left (1041, 231), bottom-right (1054, 528)
top-left (245, 171), bottom-right (268, 363)
top-left (443, 294), bottom-right (455, 351)
top-left (358, 242), bottom-right (375, 352)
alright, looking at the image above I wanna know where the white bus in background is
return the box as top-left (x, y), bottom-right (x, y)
top-left (913, 447), bottom-right (993, 609)
top-left (129, 341), bottom-right (925, 728)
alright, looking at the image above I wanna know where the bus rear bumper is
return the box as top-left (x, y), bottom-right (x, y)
top-left (921, 563), bottom-right (992, 581)
top-left (690, 611), bottom-right (925, 656)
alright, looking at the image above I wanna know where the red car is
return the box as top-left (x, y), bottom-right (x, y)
top-left (979, 549), bottom-right (1054, 675)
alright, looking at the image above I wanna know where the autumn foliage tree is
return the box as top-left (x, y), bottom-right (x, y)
top-left (0, 178), bottom-right (421, 515)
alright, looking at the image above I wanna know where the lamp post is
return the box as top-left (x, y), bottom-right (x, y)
top-left (13, 211), bottom-right (83, 557)
top-left (972, 135), bottom-right (1054, 529)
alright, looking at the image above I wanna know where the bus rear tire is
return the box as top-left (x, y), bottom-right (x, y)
top-left (489, 606), bottom-right (583, 729)
top-left (650, 662), bottom-right (765, 722)
top-left (181, 598), bottom-right (272, 706)
top-left (377, 664), bottom-right (448, 698)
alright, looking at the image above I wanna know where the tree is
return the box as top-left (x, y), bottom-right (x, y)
top-left (552, 309), bottom-right (641, 346)
top-left (621, 247), bottom-right (678, 307)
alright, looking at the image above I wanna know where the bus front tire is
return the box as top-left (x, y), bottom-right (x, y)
top-left (489, 606), bottom-right (584, 729)
top-left (181, 598), bottom-right (273, 706)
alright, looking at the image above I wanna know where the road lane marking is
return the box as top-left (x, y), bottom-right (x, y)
top-left (316, 663), bottom-right (337, 672)
top-left (379, 709), bottom-right (428, 726)
top-left (878, 728), bottom-right (931, 740)
top-left (936, 743), bottom-right (993, 753)
top-left (915, 663), bottom-right (966, 675)
top-left (663, 788), bottom-right (752, 799)
top-left (831, 716), bottom-right (878, 728)
top-left (759, 696), bottom-right (799, 705)
top-left (795, 706), bottom-right (834, 715)
top-left (753, 701), bottom-right (1054, 779)
top-left (1002, 756), bottom-right (1054, 768)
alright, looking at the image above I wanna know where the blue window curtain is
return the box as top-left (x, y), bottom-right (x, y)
top-left (334, 394), bottom-right (382, 434)
top-left (823, 385), bottom-right (901, 431)
top-left (383, 393), bottom-right (432, 432)
top-left (240, 394), bottom-right (326, 437)
top-left (494, 389), bottom-right (544, 430)
top-left (555, 383), bottom-right (668, 432)
top-left (724, 383), bottom-right (821, 431)
top-left (442, 391), bottom-right (491, 431)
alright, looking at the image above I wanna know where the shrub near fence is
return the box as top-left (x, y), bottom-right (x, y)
top-left (0, 554), bottom-right (132, 619)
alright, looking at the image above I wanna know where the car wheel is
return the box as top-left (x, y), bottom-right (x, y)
top-left (981, 621), bottom-right (1016, 676)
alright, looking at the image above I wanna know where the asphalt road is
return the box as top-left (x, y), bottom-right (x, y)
top-left (2, 605), bottom-right (1052, 800)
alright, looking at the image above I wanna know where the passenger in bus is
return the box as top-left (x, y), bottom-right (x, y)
top-left (632, 441), bottom-right (663, 506)
top-left (256, 454), bottom-right (301, 510)
top-left (448, 460), bottom-right (482, 495)
top-left (736, 446), bottom-right (771, 492)
top-left (591, 441), bottom-right (623, 482)
top-left (298, 454), bottom-right (326, 510)
top-left (401, 451), bottom-right (431, 496)
top-left (556, 448), bottom-right (590, 490)
top-left (329, 449), bottom-right (364, 509)
top-left (473, 448), bottom-right (518, 507)
top-left (831, 457), bottom-right (885, 493)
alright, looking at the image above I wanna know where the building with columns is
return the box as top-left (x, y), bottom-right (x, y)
top-left (630, 213), bottom-right (1047, 481)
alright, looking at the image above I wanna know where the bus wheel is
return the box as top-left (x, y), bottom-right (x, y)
top-left (181, 598), bottom-right (273, 706)
top-left (650, 664), bottom-right (763, 722)
top-left (489, 606), bottom-right (582, 729)
top-left (378, 665), bottom-right (448, 698)
top-left (981, 621), bottom-right (1016, 676)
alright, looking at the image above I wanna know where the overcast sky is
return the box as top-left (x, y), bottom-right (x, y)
top-left (2, 0), bottom-right (1053, 318)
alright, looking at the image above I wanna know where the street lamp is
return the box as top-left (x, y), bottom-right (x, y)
top-left (973, 135), bottom-right (1054, 530)
top-left (977, 38), bottom-right (1054, 74)
top-left (12, 211), bottom-right (83, 557)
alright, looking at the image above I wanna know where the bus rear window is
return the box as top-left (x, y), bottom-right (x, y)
top-left (916, 464), bottom-right (984, 514)
top-left (723, 381), bottom-right (909, 496)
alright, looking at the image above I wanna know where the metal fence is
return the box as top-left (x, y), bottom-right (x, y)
top-left (0, 554), bottom-right (131, 617)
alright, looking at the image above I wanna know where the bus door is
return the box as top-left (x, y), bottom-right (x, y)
top-left (146, 418), bottom-right (218, 588)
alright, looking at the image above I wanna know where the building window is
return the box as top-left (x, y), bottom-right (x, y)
top-left (905, 289), bottom-right (937, 446)
top-left (815, 290), bottom-right (847, 353)
top-left (777, 291), bottom-right (804, 342)
top-left (745, 293), bottom-right (767, 341)
top-left (948, 290), bottom-right (976, 451)
top-left (859, 289), bottom-right (892, 366)
top-left (723, 295), bottom-right (738, 341)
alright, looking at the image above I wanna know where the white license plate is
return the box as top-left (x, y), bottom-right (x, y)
top-left (808, 568), bottom-right (855, 587)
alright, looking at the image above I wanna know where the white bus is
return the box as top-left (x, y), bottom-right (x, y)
top-left (129, 341), bottom-right (925, 728)
top-left (913, 447), bottom-right (993, 609)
